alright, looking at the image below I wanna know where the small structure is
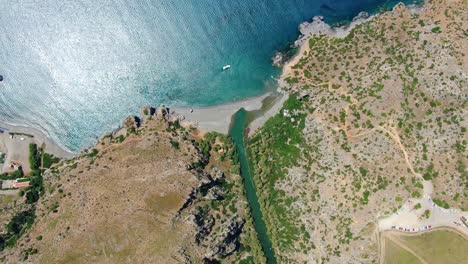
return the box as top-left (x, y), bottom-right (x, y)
top-left (9, 162), bottom-right (21, 170)
top-left (2, 178), bottom-right (30, 189)
top-left (13, 178), bottom-right (30, 188)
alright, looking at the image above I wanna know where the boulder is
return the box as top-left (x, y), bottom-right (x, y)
top-left (210, 216), bottom-right (245, 258)
top-left (141, 106), bottom-right (155, 119)
top-left (205, 186), bottom-right (224, 201)
top-left (210, 167), bottom-right (225, 182)
top-left (193, 207), bottom-right (215, 244)
top-left (123, 116), bottom-right (141, 129)
top-left (156, 106), bottom-right (170, 118)
top-left (353, 11), bottom-right (369, 22)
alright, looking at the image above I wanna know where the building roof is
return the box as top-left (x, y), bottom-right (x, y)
top-left (13, 179), bottom-right (30, 188)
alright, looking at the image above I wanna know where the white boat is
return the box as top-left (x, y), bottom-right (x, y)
top-left (222, 65), bottom-right (231, 70)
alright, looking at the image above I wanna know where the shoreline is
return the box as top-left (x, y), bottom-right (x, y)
top-left (280, 2), bottom-right (423, 81)
top-left (169, 90), bottom-right (284, 135)
top-left (0, 121), bottom-right (74, 175)
top-left (0, 2), bottom-right (416, 160)
top-left (280, 11), bottom-right (377, 81)
top-left (168, 7), bottom-right (391, 136)
top-left (0, 121), bottom-right (75, 159)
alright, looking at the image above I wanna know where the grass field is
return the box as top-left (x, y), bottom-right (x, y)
top-left (384, 238), bottom-right (421, 264)
top-left (384, 229), bottom-right (468, 264)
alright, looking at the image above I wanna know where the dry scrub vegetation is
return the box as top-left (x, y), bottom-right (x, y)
top-left (1, 108), bottom-right (264, 263)
top-left (249, 1), bottom-right (467, 262)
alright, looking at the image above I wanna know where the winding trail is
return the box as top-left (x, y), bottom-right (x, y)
top-left (313, 80), bottom-right (468, 243)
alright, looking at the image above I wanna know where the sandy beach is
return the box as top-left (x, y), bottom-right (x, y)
top-left (0, 4), bottom-right (383, 170)
top-left (170, 90), bottom-right (287, 135)
top-left (0, 121), bottom-right (74, 174)
top-left (0, 89), bottom-right (287, 173)
top-left (0, 8), bottom-right (387, 167)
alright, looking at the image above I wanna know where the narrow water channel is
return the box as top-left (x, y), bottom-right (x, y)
top-left (229, 108), bottom-right (276, 264)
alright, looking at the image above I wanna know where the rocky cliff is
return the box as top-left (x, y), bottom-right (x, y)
top-left (0, 107), bottom-right (264, 263)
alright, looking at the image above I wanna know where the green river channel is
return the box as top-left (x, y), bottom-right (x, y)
top-left (229, 108), bottom-right (277, 264)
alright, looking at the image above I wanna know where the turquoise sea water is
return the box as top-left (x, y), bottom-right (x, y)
top-left (0, 0), bottom-right (415, 151)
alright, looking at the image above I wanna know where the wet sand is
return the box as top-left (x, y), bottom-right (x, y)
top-left (0, 121), bottom-right (74, 174)
top-left (170, 90), bottom-right (286, 134)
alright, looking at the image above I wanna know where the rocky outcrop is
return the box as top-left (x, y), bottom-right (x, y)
top-left (205, 186), bottom-right (225, 201)
top-left (176, 167), bottom-right (226, 216)
top-left (175, 163), bottom-right (245, 262)
top-left (193, 206), bottom-right (215, 245)
top-left (156, 106), bottom-right (170, 118)
top-left (295, 11), bottom-right (371, 47)
top-left (193, 212), bottom-right (246, 261)
top-left (123, 115), bottom-right (141, 130)
top-left (208, 216), bottom-right (245, 259)
top-left (272, 51), bottom-right (292, 67)
top-left (178, 248), bottom-right (193, 264)
top-left (140, 106), bottom-right (155, 120)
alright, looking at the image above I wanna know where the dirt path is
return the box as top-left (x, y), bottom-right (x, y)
top-left (377, 125), bottom-right (422, 180)
top-left (315, 79), bottom-right (468, 259)
top-left (381, 227), bottom-right (468, 264)
top-left (321, 80), bottom-right (430, 185)
top-left (384, 226), bottom-right (468, 240)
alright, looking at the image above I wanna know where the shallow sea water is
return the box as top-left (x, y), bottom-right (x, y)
top-left (0, 0), bottom-right (414, 151)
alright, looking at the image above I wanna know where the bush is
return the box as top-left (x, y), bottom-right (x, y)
top-left (0, 169), bottom-right (24, 180)
top-left (433, 199), bottom-right (450, 209)
top-left (29, 144), bottom-right (41, 171)
top-left (0, 209), bottom-right (35, 250)
top-left (431, 27), bottom-right (442, 33)
top-left (169, 140), bottom-right (180, 150)
top-left (42, 153), bottom-right (60, 169)
top-left (115, 135), bottom-right (125, 143)
top-left (87, 149), bottom-right (99, 158)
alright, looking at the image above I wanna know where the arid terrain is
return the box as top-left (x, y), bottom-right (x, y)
top-left (0, 1), bottom-right (466, 263)
top-left (248, 0), bottom-right (467, 263)
top-left (0, 108), bottom-right (264, 263)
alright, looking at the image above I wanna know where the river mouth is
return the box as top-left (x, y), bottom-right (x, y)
top-left (229, 108), bottom-right (276, 264)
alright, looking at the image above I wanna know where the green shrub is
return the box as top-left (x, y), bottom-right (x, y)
top-left (42, 153), bottom-right (60, 169)
top-left (431, 27), bottom-right (442, 33)
top-left (170, 140), bottom-right (180, 150)
top-left (0, 209), bottom-right (35, 250)
top-left (88, 149), bottom-right (99, 158)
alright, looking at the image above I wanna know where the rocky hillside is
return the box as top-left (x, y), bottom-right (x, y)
top-left (248, 1), bottom-right (467, 263)
top-left (0, 1), bottom-right (465, 263)
top-left (0, 107), bottom-right (264, 263)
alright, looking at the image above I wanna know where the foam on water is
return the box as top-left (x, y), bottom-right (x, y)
top-left (0, 0), bottom-right (415, 151)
